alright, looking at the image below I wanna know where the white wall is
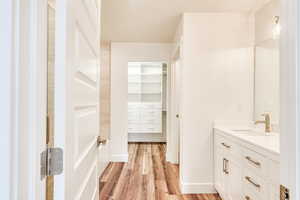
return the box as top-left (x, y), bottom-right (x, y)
top-left (110, 43), bottom-right (172, 161)
top-left (178, 13), bottom-right (254, 193)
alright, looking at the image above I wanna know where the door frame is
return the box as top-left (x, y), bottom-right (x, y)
top-left (167, 39), bottom-right (183, 165)
top-left (0, 0), bottom-right (48, 199)
top-left (0, 1), bottom-right (18, 199)
top-left (280, 0), bottom-right (300, 199)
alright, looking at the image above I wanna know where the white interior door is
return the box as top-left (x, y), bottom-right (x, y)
top-left (54, 0), bottom-right (101, 199)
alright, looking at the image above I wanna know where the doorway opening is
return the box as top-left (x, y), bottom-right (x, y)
top-left (127, 62), bottom-right (168, 143)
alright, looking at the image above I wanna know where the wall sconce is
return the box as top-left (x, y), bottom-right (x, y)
top-left (272, 16), bottom-right (281, 39)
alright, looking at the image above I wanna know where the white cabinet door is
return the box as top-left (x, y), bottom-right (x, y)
top-left (227, 159), bottom-right (243, 200)
top-left (215, 136), bottom-right (242, 200)
top-left (215, 148), bottom-right (229, 200)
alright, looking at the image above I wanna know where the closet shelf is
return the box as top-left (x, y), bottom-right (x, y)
top-left (128, 81), bottom-right (161, 84)
top-left (128, 62), bottom-right (163, 133)
top-left (128, 73), bottom-right (162, 76)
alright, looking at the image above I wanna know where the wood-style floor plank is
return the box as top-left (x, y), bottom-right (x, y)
top-left (100, 143), bottom-right (221, 200)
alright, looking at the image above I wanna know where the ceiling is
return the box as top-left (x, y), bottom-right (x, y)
top-left (101, 0), bottom-right (267, 43)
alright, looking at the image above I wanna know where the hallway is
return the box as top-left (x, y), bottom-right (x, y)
top-left (99, 143), bottom-right (221, 200)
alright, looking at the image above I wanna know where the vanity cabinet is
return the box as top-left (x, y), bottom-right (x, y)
top-left (215, 135), bottom-right (242, 200)
top-left (214, 130), bottom-right (280, 200)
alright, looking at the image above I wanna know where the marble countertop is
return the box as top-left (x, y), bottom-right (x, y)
top-left (214, 125), bottom-right (280, 158)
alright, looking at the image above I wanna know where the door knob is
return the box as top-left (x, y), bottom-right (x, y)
top-left (176, 114), bottom-right (179, 118)
top-left (97, 136), bottom-right (107, 147)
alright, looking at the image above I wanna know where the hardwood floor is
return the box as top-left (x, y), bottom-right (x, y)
top-left (100, 143), bottom-right (221, 200)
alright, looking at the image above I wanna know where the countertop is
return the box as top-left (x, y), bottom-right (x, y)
top-left (214, 125), bottom-right (280, 159)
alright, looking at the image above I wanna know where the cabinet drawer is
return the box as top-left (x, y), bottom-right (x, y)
top-left (128, 107), bottom-right (139, 112)
top-left (140, 104), bottom-right (162, 110)
top-left (128, 123), bottom-right (139, 128)
top-left (269, 160), bottom-right (280, 184)
top-left (140, 119), bottom-right (161, 124)
top-left (128, 127), bottom-right (139, 132)
top-left (128, 116), bottom-right (140, 121)
top-left (141, 112), bottom-right (161, 118)
top-left (140, 123), bottom-right (161, 128)
top-left (242, 147), bottom-right (268, 177)
top-left (128, 75), bottom-right (140, 82)
top-left (128, 111), bottom-right (140, 117)
top-left (128, 103), bottom-right (140, 108)
top-left (139, 127), bottom-right (161, 133)
top-left (128, 119), bottom-right (139, 123)
top-left (243, 169), bottom-right (268, 199)
top-left (128, 84), bottom-right (141, 93)
top-left (215, 135), bottom-right (241, 159)
top-left (141, 110), bottom-right (161, 115)
top-left (243, 190), bottom-right (262, 200)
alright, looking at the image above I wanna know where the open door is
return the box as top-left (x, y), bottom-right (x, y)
top-left (54, 0), bottom-right (101, 199)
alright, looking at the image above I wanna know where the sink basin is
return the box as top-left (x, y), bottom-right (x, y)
top-left (231, 129), bottom-right (275, 136)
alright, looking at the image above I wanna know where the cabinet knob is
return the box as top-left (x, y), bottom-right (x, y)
top-left (176, 114), bottom-right (179, 118)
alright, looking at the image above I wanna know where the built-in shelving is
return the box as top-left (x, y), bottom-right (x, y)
top-left (128, 62), bottom-right (163, 133)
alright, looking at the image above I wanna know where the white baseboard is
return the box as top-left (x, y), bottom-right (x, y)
top-left (110, 154), bottom-right (129, 162)
top-left (180, 182), bottom-right (216, 194)
top-left (128, 133), bottom-right (166, 143)
top-left (128, 138), bottom-right (166, 142)
top-left (166, 150), bottom-right (179, 164)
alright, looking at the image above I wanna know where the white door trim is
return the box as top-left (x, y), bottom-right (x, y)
top-left (0, 1), bottom-right (17, 199)
top-left (280, 0), bottom-right (300, 199)
top-left (167, 41), bottom-right (182, 164)
top-left (0, 0), bottom-right (48, 199)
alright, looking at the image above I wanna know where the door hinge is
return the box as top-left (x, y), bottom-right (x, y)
top-left (280, 185), bottom-right (290, 200)
top-left (41, 147), bottom-right (63, 180)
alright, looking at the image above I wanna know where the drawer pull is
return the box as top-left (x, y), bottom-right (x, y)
top-left (245, 156), bottom-right (261, 167)
top-left (245, 196), bottom-right (251, 200)
top-left (224, 158), bottom-right (229, 174)
top-left (245, 176), bottom-right (261, 189)
top-left (223, 158), bottom-right (229, 174)
top-left (221, 142), bottom-right (231, 149)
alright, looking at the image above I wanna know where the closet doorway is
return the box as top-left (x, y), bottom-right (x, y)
top-left (127, 62), bottom-right (168, 143)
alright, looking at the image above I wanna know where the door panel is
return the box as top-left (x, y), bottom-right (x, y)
top-left (54, 0), bottom-right (101, 199)
top-left (73, 80), bottom-right (98, 106)
top-left (75, 111), bottom-right (98, 160)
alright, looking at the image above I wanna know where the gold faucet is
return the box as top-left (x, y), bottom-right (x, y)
top-left (255, 113), bottom-right (271, 133)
